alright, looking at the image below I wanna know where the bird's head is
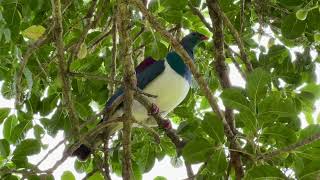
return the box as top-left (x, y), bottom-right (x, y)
top-left (181, 32), bottom-right (208, 51)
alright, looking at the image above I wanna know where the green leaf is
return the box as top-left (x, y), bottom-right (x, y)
top-left (296, 9), bottom-right (308, 21)
top-left (182, 137), bottom-right (214, 163)
top-left (307, 9), bottom-right (320, 31)
top-left (136, 144), bottom-right (156, 173)
top-left (278, 0), bottom-right (303, 7)
top-left (21, 25), bottom-right (46, 40)
top-left (13, 139), bottom-right (41, 156)
top-left (0, 139), bottom-right (10, 157)
top-left (2, 174), bottom-right (19, 180)
top-left (34, 125), bottom-right (45, 139)
top-left (23, 68), bottom-right (33, 98)
top-left (220, 87), bottom-right (251, 111)
top-left (236, 110), bottom-right (258, 133)
top-left (154, 176), bottom-right (167, 180)
top-left (207, 149), bottom-right (228, 175)
top-left (3, 115), bottom-right (18, 141)
top-left (74, 159), bottom-right (93, 173)
top-left (246, 68), bottom-right (271, 105)
top-left (145, 40), bottom-right (167, 60)
top-left (0, 108), bottom-right (10, 124)
top-left (281, 14), bottom-right (306, 39)
top-left (10, 120), bottom-right (33, 144)
top-left (298, 125), bottom-right (320, 148)
top-left (245, 165), bottom-right (286, 179)
top-left (297, 160), bottom-right (320, 179)
top-left (61, 171), bottom-right (75, 180)
top-left (2, 0), bottom-right (22, 41)
top-left (301, 83), bottom-right (320, 98)
top-left (201, 113), bottom-right (225, 143)
top-left (87, 172), bottom-right (104, 180)
top-left (261, 125), bottom-right (297, 147)
top-left (11, 155), bottom-right (29, 168)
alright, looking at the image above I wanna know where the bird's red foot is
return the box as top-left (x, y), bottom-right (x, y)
top-left (163, 119), bottom-right (172, 129)
top-left (148, 103), bottom-right (160, 115)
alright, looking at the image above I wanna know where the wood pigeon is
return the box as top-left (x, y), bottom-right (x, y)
top-left (73, 32), bottom-right (208, 160)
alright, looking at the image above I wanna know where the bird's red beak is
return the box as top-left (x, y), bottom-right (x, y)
top-left (200, 35), bottom-right (209, 41)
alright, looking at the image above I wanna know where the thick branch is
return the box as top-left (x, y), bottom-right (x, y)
top-left (206, 0), bottom-right (244, 179)
top-left (117, 0), bottom-right (135, 179)
top-left (51, 0), bottom-right (80, 134)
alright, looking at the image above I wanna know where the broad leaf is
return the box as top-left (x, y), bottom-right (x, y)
top-left (201, 113), bottom-right (225, 143)
top-left (3, 115), bottom-right (18, 141)
top-left (0, 108), bottom-right (10, 124)
top-left (281, 14), bottom-right (306, 39)
top-left (245, 165), bottom-right (286, 179)
top-left (61, 171), bottom-right (76, 180)
top-left (13, 139), bottom-right (41, 156)
top-left (246, 68), bottom-right (271, 106)
top-left (182, 137), bottom-right (214, 163)
top-left (0, 139), bottom-right (10, 157)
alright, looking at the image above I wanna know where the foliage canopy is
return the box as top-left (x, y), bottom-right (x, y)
top-left (0, 0), bottom-right (320, 179)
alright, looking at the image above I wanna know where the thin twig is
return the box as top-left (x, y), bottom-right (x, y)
top-left (258, 132), bottom-right (320, 160)
top-left (103, 137), bottom-right (112, 180)
top-left (36, 139), bottom-right (67, 166)
top-left (188, 3), bottom-right (213, 32)
top-left (15, 29), bottom-right (52, 107)
top-left (185, 162), bottom-right (194, 180)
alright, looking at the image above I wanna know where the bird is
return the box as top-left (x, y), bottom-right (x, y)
top-left (72, 32), bottom-right (208, 160)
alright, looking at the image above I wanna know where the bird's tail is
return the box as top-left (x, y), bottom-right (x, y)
top-left (72, 123), bottom-right (121, 161)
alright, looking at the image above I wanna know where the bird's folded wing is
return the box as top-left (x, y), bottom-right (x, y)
top-left (103, 58), bottom-right (165, 118)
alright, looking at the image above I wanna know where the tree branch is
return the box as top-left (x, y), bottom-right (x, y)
top-left (51, 0), bottom-right (80, 134)
top-left (117, 0), bottom-right (135, 179)
top-left (185, 162), bottom-right (194, 180)
top-left (134, 93), bottom-right (185, 149)
top-left (188, 3), bottom-right (213, 32)
top-left (206, 0), bottom-right (244, 179)
top-left (258, 132), bottom-right (320, 160)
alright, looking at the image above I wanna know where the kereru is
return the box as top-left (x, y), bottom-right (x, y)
top-left (73, 32), bottom-right (208, 160)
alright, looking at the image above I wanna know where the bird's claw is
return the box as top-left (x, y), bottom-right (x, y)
top-left (162, 119), bottom-right (172, 129)
top-left (148, 103), bottom-right (160, 115)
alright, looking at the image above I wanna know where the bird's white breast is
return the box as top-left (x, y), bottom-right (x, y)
top-left (113, 61), bottom-right (190, 125)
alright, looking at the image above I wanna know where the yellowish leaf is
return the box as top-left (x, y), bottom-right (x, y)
top-left (77, 43), bottom-right (87, 59)
top-left (21, 25), bottom-right (46, 40)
